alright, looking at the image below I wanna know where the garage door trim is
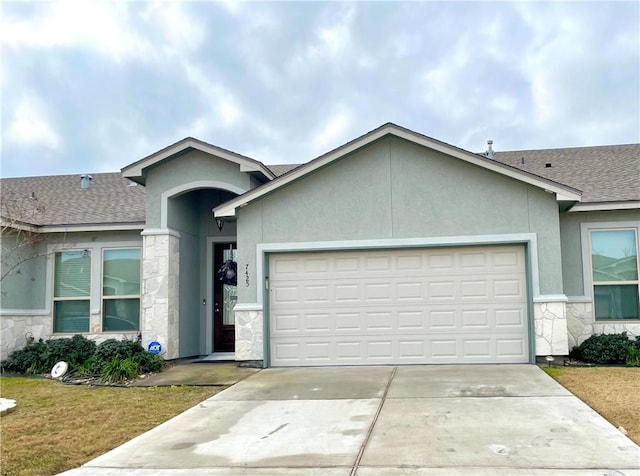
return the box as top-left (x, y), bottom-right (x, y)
top-left (259, 234), bottom-right (538, 366)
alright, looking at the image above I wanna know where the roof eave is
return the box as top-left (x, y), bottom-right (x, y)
top-left (40, 222), bottom-right (146, 233)
top-left (122, 138), bottom-right (275, 184)
top-left (567, 201), bottom-right (640, 212)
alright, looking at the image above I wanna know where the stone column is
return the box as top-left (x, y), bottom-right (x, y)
top-left (141, 229), bottom-right (180, 360)
top-left (533, 299), bottom-right (569, 356)
top-left (234, 304), bottom-right (264, 362)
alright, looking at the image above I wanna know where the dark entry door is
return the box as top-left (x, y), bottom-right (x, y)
top-left (213, 242), bottom-right (237, 352)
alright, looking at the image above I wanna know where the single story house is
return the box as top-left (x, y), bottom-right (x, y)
top-left (1, 123), bottom-right (639, 365)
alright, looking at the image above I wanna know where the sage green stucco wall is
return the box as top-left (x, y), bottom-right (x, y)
top-left (168, 193), bottom-right (200, 357)
top-left (167, 189), bottom-right (240, 357)
top-left (1, 237), bottom-right (47, 309)
top-left (237, 136), bottom-right (564, 303)
top-left (144, 150), bottom-right (254, 228)
top-left (560, 209), bottom-right (640, 297)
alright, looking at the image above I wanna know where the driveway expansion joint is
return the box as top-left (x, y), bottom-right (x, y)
top-left (350, 366), bottom-right (397, 476)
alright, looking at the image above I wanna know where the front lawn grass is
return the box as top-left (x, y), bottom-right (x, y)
top-left (0, 377), bottom-right (223, 476)
top-left (543, 366), bottom-right (640, 445)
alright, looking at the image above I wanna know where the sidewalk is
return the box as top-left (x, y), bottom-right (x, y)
top-left (131, 361), bottom-right (260, 387)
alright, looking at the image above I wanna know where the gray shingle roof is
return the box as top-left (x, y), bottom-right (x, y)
top-left (493, 143), bottom-right (640, 203)
top-left (1, 173), bottom-right (145, 228)
top-left (2, 140), bottom-right (637, 228)
top-left (267, 164), bottom-right (302, 176)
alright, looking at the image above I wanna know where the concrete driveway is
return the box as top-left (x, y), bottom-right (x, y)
top-left (61, 365), bottom-right (640, 475)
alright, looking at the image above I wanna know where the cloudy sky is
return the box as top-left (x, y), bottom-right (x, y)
top-left (1, 1), bottom-right (638, 178)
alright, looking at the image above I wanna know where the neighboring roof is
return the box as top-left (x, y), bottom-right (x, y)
top-left (214, 123), bottom-right (583, 218)
top-left (494, 144), bottom-right (640, 207)
top-left (122, 137), bottom-right (276, 184)
top-left (0, 173), bottom-right (145, 231)
top-left (268, 164), bottom-right (302, 176)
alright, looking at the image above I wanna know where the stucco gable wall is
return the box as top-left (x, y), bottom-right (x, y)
top-left (237, 136), bottom-right (564, 304)
top-left (144, 150), bottom-right (254, 228)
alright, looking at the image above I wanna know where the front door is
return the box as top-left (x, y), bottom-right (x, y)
top-left (213, 242), bottom-right (237, 352)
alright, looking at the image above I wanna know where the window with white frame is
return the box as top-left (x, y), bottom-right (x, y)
top-left (590, 229), bottom-right (639, 320)
top-left (52, 245), bottom-right (142, 334)
top-left (53, 250), bottom-right (91, 332)
top-left (102, 248), bottom-right (141, 331)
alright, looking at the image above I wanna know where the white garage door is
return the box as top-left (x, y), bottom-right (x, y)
top-left (269, 245), bottom-right (529, 366)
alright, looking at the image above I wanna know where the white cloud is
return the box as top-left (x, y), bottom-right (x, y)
top-left (286, 5), bottom-right (357, 76)
top-left (310, 110), bottom-right (352, 153)
top-left (1, 1), bottom-right (204, 64)
top-left (173, 61), bottom-right (245, 143)
top-left (5, 97), bottom-right (62, 151)
top-left (2, 1), bottom-right (150, 63)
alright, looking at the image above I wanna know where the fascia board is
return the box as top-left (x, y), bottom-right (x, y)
top-left (40, 223), bottom-right (145, 233)
top-left (1, 219), bottom-right (40, 233)
top-left (214, 205), bottom-right (236, 218)
top-left (568, 201), bottom-right (640, 212)
top-left (122, 139), bottom-right (275, 180)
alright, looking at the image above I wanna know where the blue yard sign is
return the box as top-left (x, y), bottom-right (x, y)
top-left (147, 341), bottom-right (163, 355)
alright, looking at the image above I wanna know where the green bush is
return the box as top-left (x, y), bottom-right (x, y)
top-left (94, 339), bottom-right (164, 374)
top-left (1, 336), bottom-right (164, 380)
top-left (100, 357), bottom-right (141, 384)
top-left (571, 332), bottom-right (632, 365)
top-left (2, 339), bottom-right (47, 374)
top-left (1, 335), bottom-right (96, 374)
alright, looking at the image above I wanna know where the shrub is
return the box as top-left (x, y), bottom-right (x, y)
top-left (1, 335), bottom-right (163, 379)
top-left (571, 332), bottom-right (631, 365)
top-left (2, 339), bottom-right (47, 374)
top-left (100, 357), bottom-right (140, 384)
top-left (1, 335), bottom-right (96, 374)
top-left (94, 339), bottom-right (164, 374)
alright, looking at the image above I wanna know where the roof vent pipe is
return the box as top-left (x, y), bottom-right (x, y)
top-left (80, 174), bottom-right (92, 189)
top-left (485, 140), bottom-right (494, 159)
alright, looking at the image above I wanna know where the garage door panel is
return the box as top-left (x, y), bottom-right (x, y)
top-left (271, 334), bottom-right (528, 366)
top-left (271, 278), bottom-right (525, 305)
top-left (269, 246), bottom-right (528, 366)
top-left (273, 304), bottom-right (526, 335)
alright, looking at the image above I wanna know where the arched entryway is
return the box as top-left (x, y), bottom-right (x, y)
top-left (165, 186), bottom-right (239, 358)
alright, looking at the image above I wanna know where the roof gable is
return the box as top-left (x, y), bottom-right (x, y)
top-left (214, 123), bottom-right (582, 217)
top-left (122, 137), bottom-right (275, 184)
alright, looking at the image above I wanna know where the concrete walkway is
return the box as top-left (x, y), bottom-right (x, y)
top-left (131, 362), bottom-right (259, 387)
top-left (60, 365), bottom-right (640, 475)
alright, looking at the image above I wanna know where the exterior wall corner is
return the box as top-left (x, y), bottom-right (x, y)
top-left (533, 300), bottom-right (569, 355)
top-left (141, 232), bottom-right (180, 359)
top-left (234, 308), bottom-right (264, 361)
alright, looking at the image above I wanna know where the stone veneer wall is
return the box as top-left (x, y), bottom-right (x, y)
top-left (0, 313), bottom-right (138, 361)
top-left (1, 314), bottom-right (50, 361)
top-left (141, 231), bottom-right (180, 360)
top-left (234, 307), bottom-right (264, 361)
top-left (533, 301), bottom-right (569, 356)
top-left (567, 301), bottom-right (640, 350)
